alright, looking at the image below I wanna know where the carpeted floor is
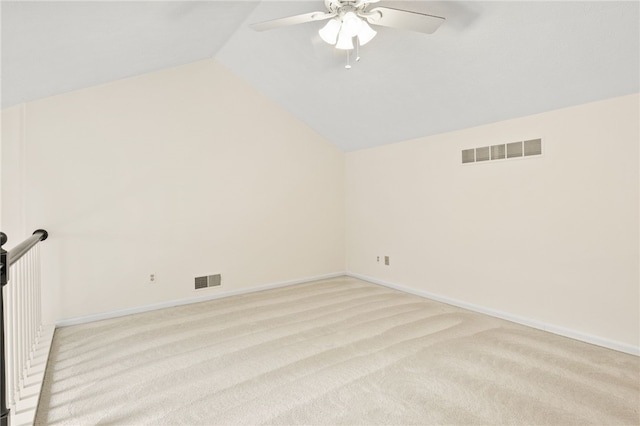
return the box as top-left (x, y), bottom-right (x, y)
top-left (35, 276), bottom-right (639, 425)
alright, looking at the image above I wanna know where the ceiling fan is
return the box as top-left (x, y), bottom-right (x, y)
top-left (251, 0), bottom-right (445, 68)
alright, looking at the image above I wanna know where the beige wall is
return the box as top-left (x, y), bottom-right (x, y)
top-left (1, 106), bottom-right (30, 239)
top-left (1, 59), bottom-right (345, 323)
top-left (346, 94), bottom-right (639, 350)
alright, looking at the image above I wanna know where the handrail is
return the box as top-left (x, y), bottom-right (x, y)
top-left (6, 229), bottom-right (48, 268)
top-left (1, 229), bottom-right (49, 426)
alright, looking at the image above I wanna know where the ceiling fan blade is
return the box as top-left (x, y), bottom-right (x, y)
top-left (250, 11), bottom-right (335, 32)
top-left (354, 0), bottom-right (380, 7)
top-left (366, 7), bottom-right (445, 34)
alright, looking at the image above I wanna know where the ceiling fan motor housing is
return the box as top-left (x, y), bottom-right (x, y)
top-left (326, 0), bottom-right (369, 17)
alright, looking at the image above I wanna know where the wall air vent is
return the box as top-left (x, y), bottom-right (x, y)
top-left (506, 141), bottom-right (523, 158)
top-left (524, 138), bottom-right (542, 156)
top-left (462, 138), bottom-right (542, 164)
top-left (491, 144), bottom-right (506, 160)
top-left (476, 146), bottom-right (490, 162)
top-left (195, 274), bottom-right (221, 290)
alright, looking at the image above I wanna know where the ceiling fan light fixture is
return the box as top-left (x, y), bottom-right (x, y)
top-left (341, 11), bottom-right (362, 37)
top-left (319, 18), bottom-right (341, 45)
top-left (357, 20), bottom-right (377, 46)
top-left (335, 29), bottom-right (354, 50)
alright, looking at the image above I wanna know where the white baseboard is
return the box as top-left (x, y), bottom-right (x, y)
top-left (347, 272), bottom-right (639, 356)
top-left (56, 271), bottom-right (346, 328)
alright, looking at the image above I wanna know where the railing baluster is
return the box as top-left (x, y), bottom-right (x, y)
top-left (36, 244), bottom-right (42, 337)
top-left (4, 284), bottom-right (15, 410)
top-left (27, 250), bottom-right (34, 370)
top-left (10, 283), bottom-right (16, 409)
top-left (17, 260), bottom-right (24, 394)
top-left (15, 258), bottom-right (22, 398)
top-left (26, 251), bottom-right (31, 371)
top-left (28, 251), bottom-right (32, 363)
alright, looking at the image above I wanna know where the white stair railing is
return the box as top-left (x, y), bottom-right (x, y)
top-left (1, 230), bottom-right (53, 426)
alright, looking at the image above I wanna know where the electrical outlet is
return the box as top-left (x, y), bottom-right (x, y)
top-left (384, 256), bottom-right (390, 266)
top-left (377, 256), bottom-right (380, 262)
top-left (150, 274), bottom-right (155, 283)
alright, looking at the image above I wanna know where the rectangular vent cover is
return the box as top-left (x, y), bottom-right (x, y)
top-left (195, 274), bottom-right (221, 290)
top-left (524, 138), bottom-right (542, 156)
top-left (476, 146), bottom-right (490, 162)
top-left (463, 138), bottom-right (542, 164)
top-left (507, 142), bottom-right (523, 158)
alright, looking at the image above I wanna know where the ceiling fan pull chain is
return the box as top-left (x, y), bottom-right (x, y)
top-left (345, 49), bottom-right (352, 69)
top-left (356, 38), bottom-right (361, 62)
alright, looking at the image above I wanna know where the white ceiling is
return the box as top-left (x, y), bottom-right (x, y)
top-left (2, 1), bottom-right (639, 151)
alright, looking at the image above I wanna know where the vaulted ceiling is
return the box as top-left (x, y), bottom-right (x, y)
top-left (2, 1), bottom-right (639, 151)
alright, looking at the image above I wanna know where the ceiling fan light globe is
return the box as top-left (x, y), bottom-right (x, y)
top-left (341, 11), bottom-right (362, 37)
top-left (357, 21), bottom-right (377, 46)
top-left (336, 29), bottom-right (354, 50)
top-left (318, 18), bottom-right (341, 45)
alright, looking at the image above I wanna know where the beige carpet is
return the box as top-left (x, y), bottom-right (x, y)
top-left (36, 276), bottom-right (639, 425)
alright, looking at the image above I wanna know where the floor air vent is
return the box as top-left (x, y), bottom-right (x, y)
top-left (195, 274), bottom-right (221, 290)
top-left (462, 138), bottom-right (542, 164)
